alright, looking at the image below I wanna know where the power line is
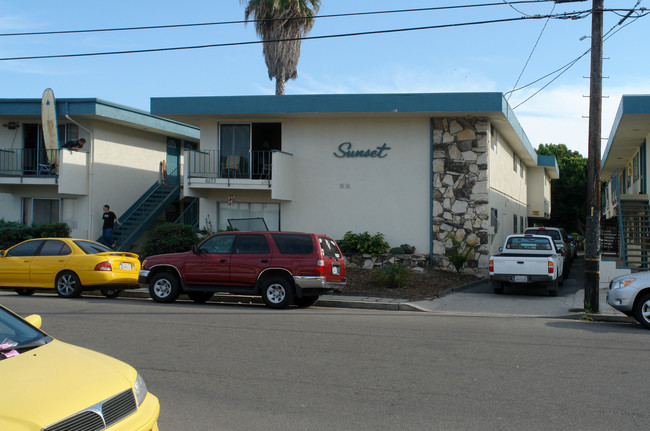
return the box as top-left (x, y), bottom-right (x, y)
top-left (507, 2), bottom-right (557, 100)
top-left (0, 11), bottom-right (591, 62)
top-left (509, 3), bottom-right (647, 109)
top-left (0, 1), bottom-right (558, 38)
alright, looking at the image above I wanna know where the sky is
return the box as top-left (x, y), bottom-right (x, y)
top-left (1, 0), bottom-right (648, 157)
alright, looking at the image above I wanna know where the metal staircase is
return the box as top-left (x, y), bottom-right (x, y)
top-left (105, 181), bottom-right (181, 251)
top-left (618, 195), bottom-right (650, 271)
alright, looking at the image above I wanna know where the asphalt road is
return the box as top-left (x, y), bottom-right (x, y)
top-left (2, 292), bottom-right (648, 431)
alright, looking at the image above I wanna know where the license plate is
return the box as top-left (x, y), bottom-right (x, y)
top-left (514, 275), bottom-right (527, 283)
top-left (332, 265), bottom-right (340, 275)
top-left (119, 262), bottom-right (133, 270)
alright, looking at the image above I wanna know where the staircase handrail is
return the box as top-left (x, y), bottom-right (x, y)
top-left (615, 170), bottom-right (627, 266)
top-left (174, 197), bottom-right (199, 227)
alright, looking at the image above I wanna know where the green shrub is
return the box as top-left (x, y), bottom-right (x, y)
top-left (0, 220), bottom-right (71, 250)
top-left (140, 223), bottom-right (199, 259)
top-left (338, 231), bottom-right (389, 255)
top-left (33, 222), bottom-right (71, 238)
top-left (369, 264), bottom-right (413, 289)
top-left (390, 247), bottom-right (405, 254)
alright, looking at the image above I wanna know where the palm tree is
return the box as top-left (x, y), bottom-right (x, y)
top-left (241, 0), bottom-right (320, 95)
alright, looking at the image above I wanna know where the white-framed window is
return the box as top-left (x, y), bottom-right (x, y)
top-left (513, 153), bottom-right (518, 172)
top-left (22, 198), bottom-right (61, 225)
top-left (520, 160), bottom-right (525, 178)
top-left (217, 202), bottom-right (280, 231)
top-left (490, 125), bottom-right (498, 153)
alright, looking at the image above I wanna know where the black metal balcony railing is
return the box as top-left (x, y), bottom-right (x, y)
top-left (187, 150), bottom-right (272, 180)
top-left (0, 148), bottom-right (60, 176)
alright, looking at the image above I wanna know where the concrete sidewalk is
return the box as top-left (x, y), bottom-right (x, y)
top-left (318, 285), bottom-right (632, 323)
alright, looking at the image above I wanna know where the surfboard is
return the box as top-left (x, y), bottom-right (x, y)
top-left (41, 88), bottom-right (59, 151)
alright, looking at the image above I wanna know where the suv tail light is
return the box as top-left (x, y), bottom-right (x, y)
top-left (316, 259), bottom-right (325, 275)
top-left (95, 261), bottom-right (112, 271)
top-left (489, 259), bottom-right (494, 272)
top-left (548, 261), bottom-right (554, 274)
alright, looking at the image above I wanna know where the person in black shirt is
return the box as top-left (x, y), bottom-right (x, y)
top-left (102, 205), bottom-right (122, 248)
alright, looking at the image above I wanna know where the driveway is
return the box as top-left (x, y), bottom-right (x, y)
top-left (398, 254), bottom-right (630, 320)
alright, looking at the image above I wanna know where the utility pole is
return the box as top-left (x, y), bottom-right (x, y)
top-left (584, 0), bottom-right (603, 311)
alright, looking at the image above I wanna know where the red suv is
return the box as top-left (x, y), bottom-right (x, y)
top-left (138, 231), bottom-right (346, 308)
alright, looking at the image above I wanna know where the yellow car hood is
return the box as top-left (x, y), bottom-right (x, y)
top-left (0, 339), bottom-right (136, 430)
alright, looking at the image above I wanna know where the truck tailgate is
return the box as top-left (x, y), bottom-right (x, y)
top-left (491, 255), bottom-right (551, 276)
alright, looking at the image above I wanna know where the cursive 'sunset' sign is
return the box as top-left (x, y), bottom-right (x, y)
top-left (333, 142), bottom-right (391, 158)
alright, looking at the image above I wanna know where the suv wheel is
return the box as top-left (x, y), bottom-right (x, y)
top-left (633, 292), bottom-right (650, 329)
top-left (262, 277), bottom-right (294, 309)
top-left (149, 272), bottom-right (181, 303)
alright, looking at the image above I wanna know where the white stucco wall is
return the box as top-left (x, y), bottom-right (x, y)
top-left (280, 117), bottom-right (430, 251)
top-left (88, 122), bottom-right (168, 240)
top-left (487, 128), bottom-right (529, 256)
top-left (197, 116), bottom-right (431, 252)
top-left (526, 167), bottom-right (551, 218)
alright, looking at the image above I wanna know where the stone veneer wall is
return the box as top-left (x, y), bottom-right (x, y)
top-left (432, 117), bottom-right (490, 275)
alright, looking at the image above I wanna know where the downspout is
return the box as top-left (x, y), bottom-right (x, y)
top-left (429, 118), bottom-right (435, 268)
top-left (65, 114), bottom-right (94, 240)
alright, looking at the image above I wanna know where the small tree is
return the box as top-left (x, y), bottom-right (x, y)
top-left (370, 263), bottom-right (413, 289)
top-left (444, 231), bottom-right (477, 273)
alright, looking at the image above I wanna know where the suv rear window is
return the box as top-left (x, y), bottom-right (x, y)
top-left (319, 237), bottom-right (342, 259)
top-left (272, 234), bottom-right (314, 254)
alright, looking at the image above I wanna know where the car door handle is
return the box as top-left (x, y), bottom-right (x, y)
top-left (517, 261), bottom-right (524, 264)
top-left (219, 259), bottom-right (227, 263)
top-left (261, 259), bottom-right (269, 263)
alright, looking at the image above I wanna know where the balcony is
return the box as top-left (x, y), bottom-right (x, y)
top-left (0, 148), bottom-right (59, 184)
top-left (184, 149), bottom-right (294, 200)
top-left (0, 148), bottom-right (88, 194)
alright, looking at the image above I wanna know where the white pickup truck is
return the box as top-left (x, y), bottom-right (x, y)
top-left (489, 234), bottom-right (564, 296)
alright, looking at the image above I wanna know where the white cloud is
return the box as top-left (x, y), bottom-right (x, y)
top-left (512, 80), bottom-right (650, 157)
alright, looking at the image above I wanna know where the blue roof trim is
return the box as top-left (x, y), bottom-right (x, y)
top-left (151, 92), bottom-right (508, 116)
top-left (601, 95), bottom-right (650, 170)
top-left (0, 98), bottom-right (199, 139)
top-left (536, 155), bottom-right (560, 178)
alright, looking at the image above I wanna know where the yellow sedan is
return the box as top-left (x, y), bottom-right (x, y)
top-left (0, 304), bottom-right (159, 430)
top-left (0, 238), bottom-right (140, 298)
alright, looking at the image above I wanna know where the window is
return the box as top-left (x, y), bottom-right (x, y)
top-left (633, 152), bottom-right (639, 181)
top-left (235, 234), bottom-right (270, 254)
top-left (520, 160), bottom-right (524, 178)
top-left (491, 208), bottom-right (498, 234)
top-left (22, 198), bottom-right (60, 225)
top-left (6, 240), bottom-right (44, 257)
top-left (490, 126), bottom-right (498, 153)
top-left (513, 215), bottom-right (518, 234)
top-left (219, 123), bottom-right (281, 179)
top-left (319, 237), bottom-right (342, 259)
top-left (39, 240), bottom-right (71, 256)
top-left (272, 234), bottom-right (314, 254)
top-left (200, 234), bottom-right (236, 254)
top-left (520, 216), bottom-right (524, 233)
top-left (218, 202), bottom-right (280, 231)
top-left (74, 240), bottom-right (112, 254)
top-left (513, 154), bottom-right (518, 172)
